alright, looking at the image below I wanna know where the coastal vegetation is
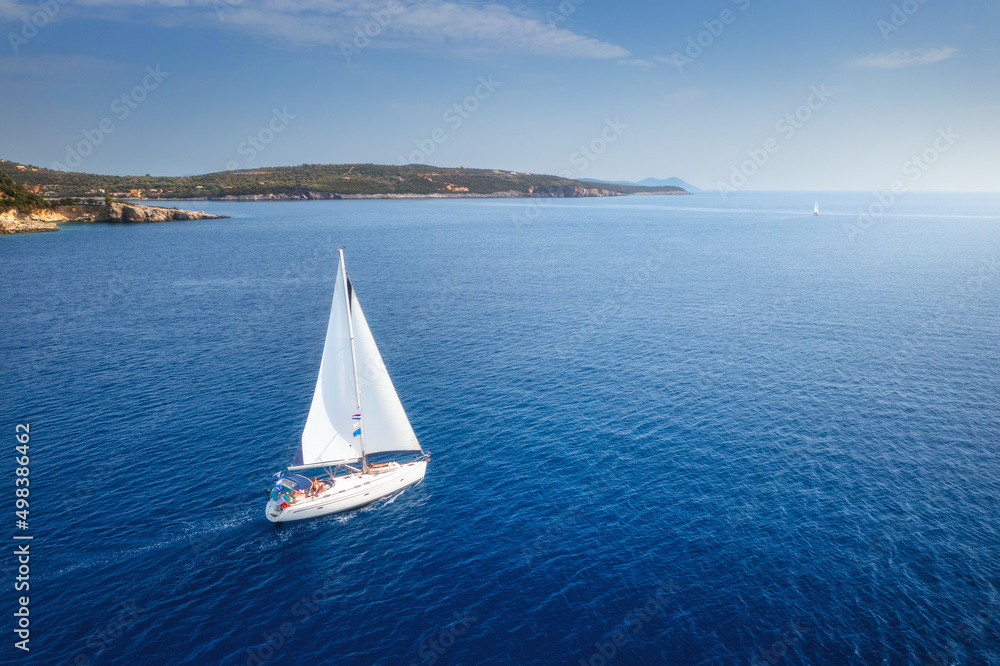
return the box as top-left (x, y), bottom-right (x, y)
top-left (0, 160), bottom-right (687, 200)
top-left (1, 168), bottom-right (96, 212)
top-left (0, 168), bottom-right (47, 212)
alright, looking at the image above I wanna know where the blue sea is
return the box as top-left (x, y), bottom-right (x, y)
top-left (2, 192), bottom-right (999, 665)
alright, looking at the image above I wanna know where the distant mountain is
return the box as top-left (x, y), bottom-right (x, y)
top-left (580, 176), bottom-right (700, 192)
top-left (636, 177), bottom-right (700, 191)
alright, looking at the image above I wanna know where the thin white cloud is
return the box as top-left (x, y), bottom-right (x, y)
top-left (653, 54), bottom-right (688, 69)
top-left (54, 0), bottom-right (632, 60)
top-left (0, 0), bottom-right (36, 19)
top-left (618, 58), bottom-right (654, 68)
top-left (850, 47), bottom-right (957, 69)
top-left (390, 2), bottom-right (629, 59)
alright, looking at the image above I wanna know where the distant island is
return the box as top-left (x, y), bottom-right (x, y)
top-left (579, 176), bottom-right (701, 191)
top-left (1, 168), bottom-right (226, 234)
top-left (0, 160), bottom-right (689, 201)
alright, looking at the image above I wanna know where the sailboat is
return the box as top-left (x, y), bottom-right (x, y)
top-left (265, 249), bottom-right (428, 523)
top-left (813, 200), bottom-right (819, 216)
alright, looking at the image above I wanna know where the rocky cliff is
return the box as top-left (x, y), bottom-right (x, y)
top-left (104, 202), bottom-right (227, 223)
top-left (527, 185), bottom-right (626, 197)
top-left (0, 207), bottom-right (62, 233)
top-left (0, 203), bottom-right (227, 234)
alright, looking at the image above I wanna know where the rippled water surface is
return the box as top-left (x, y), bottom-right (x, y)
top-left (2, 192), bottom-right (999, 665)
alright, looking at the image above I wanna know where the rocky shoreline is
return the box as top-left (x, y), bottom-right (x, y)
top-left (182, 184), bottom-right (688, 201)
top-left (0, 202), bottom-right (227, 234)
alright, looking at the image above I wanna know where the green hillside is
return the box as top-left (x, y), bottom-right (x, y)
top-left (0, 160), bottom-right (687, 200)
top-left (1, 168), bottom-right (48, 212)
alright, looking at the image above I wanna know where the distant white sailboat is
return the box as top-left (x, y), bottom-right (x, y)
top-left (813, 200), bottom-right (819, 216)
top-left (265, 250), bottom-right (428, 523)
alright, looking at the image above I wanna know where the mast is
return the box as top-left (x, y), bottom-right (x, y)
top-left (339, 249), bottom-right (368, 474)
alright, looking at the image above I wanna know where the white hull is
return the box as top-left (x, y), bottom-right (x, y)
top-left (266, 461), bottom-right (426, 522)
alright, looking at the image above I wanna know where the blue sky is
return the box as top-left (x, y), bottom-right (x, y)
top-left (1, 0), bottom-right (997, 190)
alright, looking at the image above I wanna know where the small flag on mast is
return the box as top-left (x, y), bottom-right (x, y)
top-left (352, 411), bottom-right (361, 437)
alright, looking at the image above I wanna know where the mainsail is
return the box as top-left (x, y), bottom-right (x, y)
top-left (350, 289), bottom-right (421, 456)
top-left (294, 253), bottom-right (420, 468)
